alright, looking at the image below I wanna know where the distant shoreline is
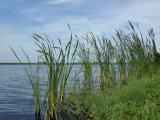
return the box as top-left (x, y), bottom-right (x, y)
top-left (0, 62), bottom-right (83, 65)
top-left (0, 62), bottom-right (127, 65)
top-left (0, 63), bottom-right (38, 65)
top-left (0, 62), bottom-right (94, 65)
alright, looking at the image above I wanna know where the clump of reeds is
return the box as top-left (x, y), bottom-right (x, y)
top-left (84, 33), bottom-right (116, 91)
top-left (113, 30), bottom-right (129, 85)
top-left (111, 22), bottom-right (160, 84)
top-left (11, 31), bottom-right (79, 120)
top-left (76, 36), bottom-right (93, 94)
top-left (32, 32), bottom-right (79, 119)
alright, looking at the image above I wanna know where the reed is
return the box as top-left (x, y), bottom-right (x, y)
top-left (77, 38), bottom-right (93, 93)
top-left (112, 22), bottom-right (159, 81)
top-left (32, 32), bottom-right (79, 120)
top-left (127, 23), bottom-right (149, 77)
top-left (113, 30), bottom-right (129, 85)
top-left (84, 33), bottom-right (116, 90)
top-left (11, 31), bottom-right (79, 120)
top-left (148, 29), bottom-right (160, 64)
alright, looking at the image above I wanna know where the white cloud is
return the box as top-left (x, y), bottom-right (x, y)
top-left (26, 0), bottom-right (160, 42)
top-left (109, 0), bottom-right (160, 48)
top-left (20, 8), bottom-right (47, 22)
top-left (20, 8), bottom-right (37, 14)
top-left (27, 16), bottom-right (113, 38)
top-left (116, 0), bottom-right (160, 28)
top-left (46, 0), bottom-right (82, 5)
top-left (44, 0), bottom-right (160, 47)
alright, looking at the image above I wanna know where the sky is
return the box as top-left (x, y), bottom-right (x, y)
top-left (0, 0), bottom-right (160, 62)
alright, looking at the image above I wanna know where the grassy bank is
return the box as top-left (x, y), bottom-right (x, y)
top-left (68, 71), bottom-right (160, 120)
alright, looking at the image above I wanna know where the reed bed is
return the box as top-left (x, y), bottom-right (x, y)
top-left (11, 22), bottom-right (160, 120)
top-left (77, 37), bottom-right (93, 93)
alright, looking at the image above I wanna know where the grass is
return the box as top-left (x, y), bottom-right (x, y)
top-left (68, 69), bottom-right (160, 120)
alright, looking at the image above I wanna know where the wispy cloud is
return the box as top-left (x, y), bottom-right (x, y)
top-left (46, 0), bottom-right (82, 5)
top-left (114, 0), bottom-right (160, 28)
top-left (24, 0), bottom-right (160, 50)
top-left (20, 7), bottom-right (37, 14)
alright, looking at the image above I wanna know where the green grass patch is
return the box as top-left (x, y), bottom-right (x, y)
top-left (68, 71), bottom-right (160, 120)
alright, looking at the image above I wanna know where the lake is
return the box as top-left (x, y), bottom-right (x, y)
top-left (0, 65), bottom-right (37, 120)
top-left (0, 64), bottom-right (121, 120)
top-left (0, 65), bottom-right (93, 120)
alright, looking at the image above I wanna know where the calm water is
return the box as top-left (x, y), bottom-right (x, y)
top-left (0, 65), bottom-right (36, 120)
top-left (0, 64), bottom-right (121, 120)
top-left (0, 65), bottom-right (100, 120)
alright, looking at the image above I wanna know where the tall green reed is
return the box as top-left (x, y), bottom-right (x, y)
top-left (11, 30), bottom-right (79, 120)
top-left (77, 38), bottom-right (93, 93)
top-left (84, 33), bottom-right (116, 90)
top-left (33, 32), bottom-right (79, 120)
top-left (113, 22), bottom-right (159, 80)
top-left (113, 30), bottom-right (129, 85)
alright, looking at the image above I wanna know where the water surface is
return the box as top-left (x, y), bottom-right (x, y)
top-left (0, 64), bottom-right (121, 119)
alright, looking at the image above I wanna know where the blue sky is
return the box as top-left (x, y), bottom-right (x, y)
top-left (0, 0), bottom-right (160, 62)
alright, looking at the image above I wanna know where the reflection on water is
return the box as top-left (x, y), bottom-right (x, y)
top-left (0, 64), bottom-right (125, 119)
top-left (0, 65), bottom-right (38, 120)
top-left (0, 65), bottom-right (83, 120)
